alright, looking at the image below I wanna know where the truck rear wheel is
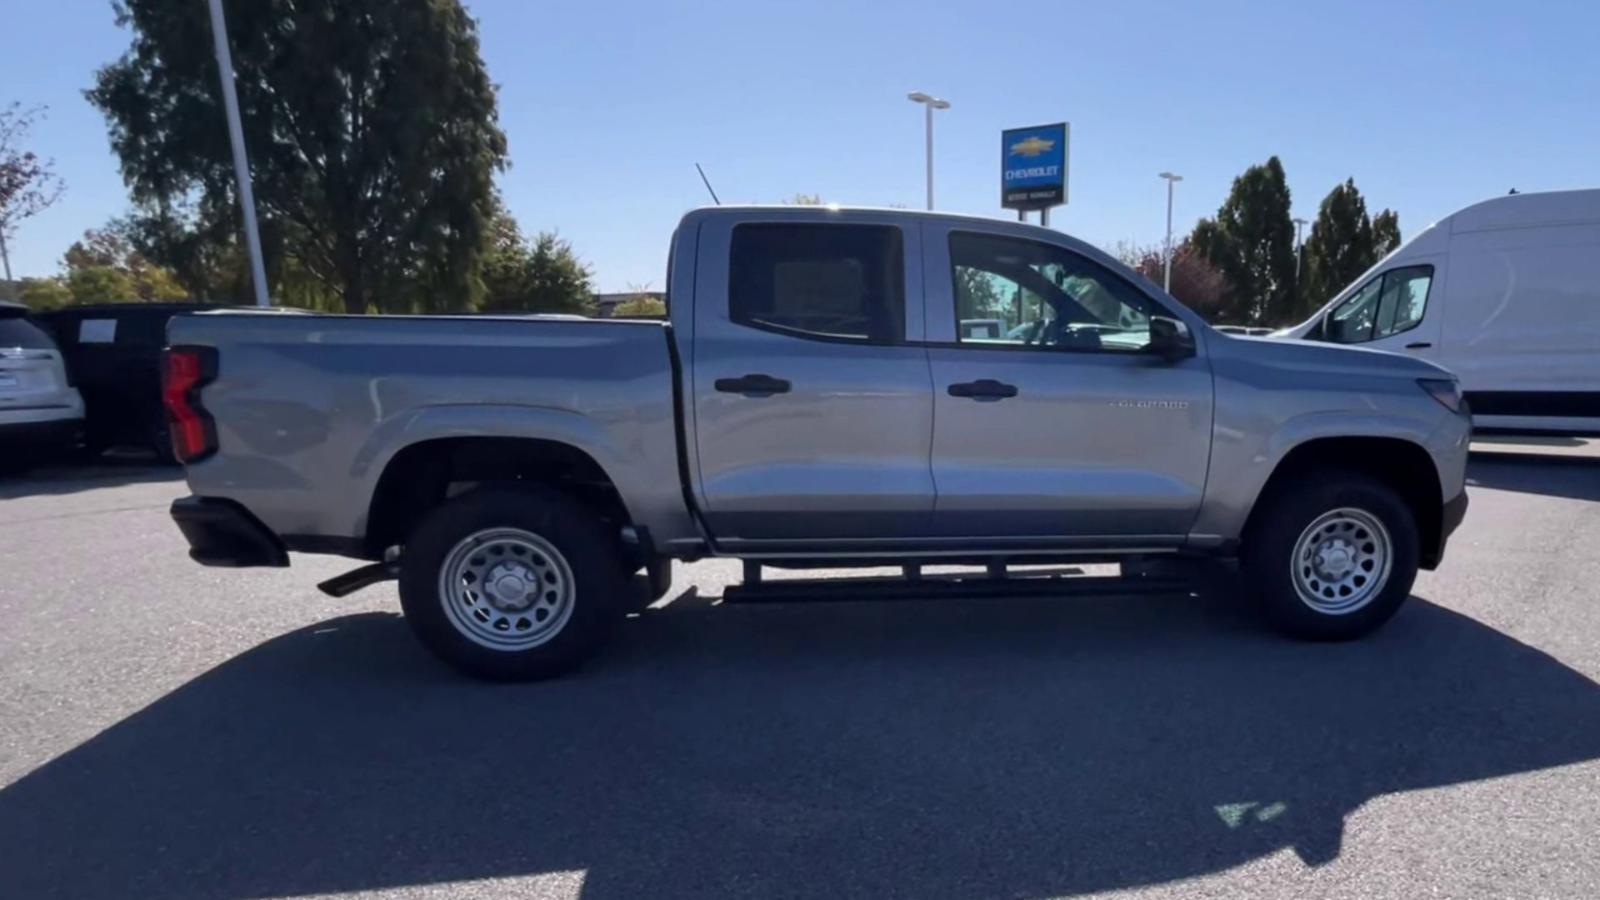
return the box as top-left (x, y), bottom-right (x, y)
top-left (1242, 472), bottom-right (1419, 640)
top-left (398, 485), bottom-right (627, 680)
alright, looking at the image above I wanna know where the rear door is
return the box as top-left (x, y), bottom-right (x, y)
top-left (922, 222), bottom-right (1214, 540)
top-left (689, 213), bottom-right (935, 548)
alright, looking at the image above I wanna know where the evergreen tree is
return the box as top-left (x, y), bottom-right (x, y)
top-left (479, 205), bottom-right (593, 315)
top-left (1372, 209), bottom-right (1402, 257)
top-left (1188, 156), bottom-right (1296, 325)
top-left (1302, 179), bottom-right (1378, 314)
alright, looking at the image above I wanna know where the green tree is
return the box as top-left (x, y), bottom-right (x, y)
top-left (1372, 209), bottom-right (1402, 257)
top-left (67, 265), bottom-right (137, 304)
top-left (480, 208), bottom-right (593, 314)
top-left (612, 295), bottom-right (666, 317)
top-left (0, 104), bottom-right (66, 295)
top-left (121, 204), bottom-right (249, 302)
top-left (1188, 156), bottom-right (1297, 325)
top-left (1301, 179), bottom-right (1379, 315)
top-left (88, 0), bottom-right (508, 313)
top-left (17, 277), bottom-right (71, 310)
top-left (61, 224), bottom-right (189, 302)
top-left (954, 267), bottom-right (1010, 320)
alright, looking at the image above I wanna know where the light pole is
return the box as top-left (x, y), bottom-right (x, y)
top-left (206, 0), bottom-right (270, 307)
top-left (907, 92), bottom-right (950, 211)
top-left (1292, 216), bottom-right (1309, 280)
top-left (1158, 172), bottom-right (1183, 292)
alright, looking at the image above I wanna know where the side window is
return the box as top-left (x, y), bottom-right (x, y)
top-left (77, 318), bottom-right (120, 344)
top-left (950, 231), bottom-right (1161, 353)
top-left (729, 223), bottom-right (904, 343)
top-left (1327, 278), bottom-right (1382, 343)
top-left (1326, 265), bottom-right (1434, 343)
top-left (1375, 267), bottom-right (1433, 337)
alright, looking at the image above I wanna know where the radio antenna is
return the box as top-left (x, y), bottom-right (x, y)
top-left (695, 163), bottom-right (722, 205)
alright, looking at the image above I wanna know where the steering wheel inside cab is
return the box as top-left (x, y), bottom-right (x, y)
top-left (1030, 318), bottom-right (1101, 350)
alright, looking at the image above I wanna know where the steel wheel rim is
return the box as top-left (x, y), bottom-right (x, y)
top-left (1290, 507), bottom-right (1392, 615)
top-left (438, 527), bottom-right (576, 650)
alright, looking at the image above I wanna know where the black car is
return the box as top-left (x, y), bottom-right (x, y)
top-left (38, 303), bottom-right (220, 462)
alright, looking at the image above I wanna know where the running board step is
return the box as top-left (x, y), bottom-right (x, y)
top-left (721, 571), bottom-right (1193, 604)
top-left (317, 562), bottom-right (399, 598)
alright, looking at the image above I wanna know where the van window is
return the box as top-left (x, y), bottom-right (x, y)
top-left (729, 223), bottom-right (904, 343)
top-left (1375, 268), bottom-right (1433, 337)
top-left (1326, 265), bottom-right (1434, 343)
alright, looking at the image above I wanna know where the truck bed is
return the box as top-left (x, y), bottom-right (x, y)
top-left (169, 311), bottom-right (696, 554)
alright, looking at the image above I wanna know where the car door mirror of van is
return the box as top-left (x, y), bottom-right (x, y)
top-left (1148, 316), bottom-right (1196, 361)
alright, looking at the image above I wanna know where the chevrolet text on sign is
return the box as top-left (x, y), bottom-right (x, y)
top-left (1001, 122), bottom-right (1069, 211)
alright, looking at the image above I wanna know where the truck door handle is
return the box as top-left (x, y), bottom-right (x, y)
top-left (714, 373), bottom-right (791, 397)
top-left (1405, 342), bottom-right (1432, 349)
top-left (947, 379), bottom-right (1018, 401)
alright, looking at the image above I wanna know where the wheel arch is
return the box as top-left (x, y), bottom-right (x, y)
top-left (1246, 435), bottom-right (1445, 569)
top-left (363, 431), bottom-right (636, 561)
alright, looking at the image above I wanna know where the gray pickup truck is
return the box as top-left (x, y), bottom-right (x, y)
top-left (165, 206), bottom-right (1470, 679)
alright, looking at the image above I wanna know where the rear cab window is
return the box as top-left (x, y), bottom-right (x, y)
top-left (728, 223), bottom-right (904, 343)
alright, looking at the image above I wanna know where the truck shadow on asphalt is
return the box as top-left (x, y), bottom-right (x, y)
top-left (3, 591), bottom-right (1599, 899)
top-left (0, 457), bottom-right (181, 500)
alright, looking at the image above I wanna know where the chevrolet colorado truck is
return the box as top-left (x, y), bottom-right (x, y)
top-left (165, 207), bottom-right (1471, 680)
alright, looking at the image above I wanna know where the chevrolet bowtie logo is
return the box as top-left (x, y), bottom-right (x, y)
top-left (1009, 136), bottom-right (1055, 157)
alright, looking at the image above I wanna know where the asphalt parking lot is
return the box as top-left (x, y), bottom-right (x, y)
top-left (2, 439), bottom-right (1599, 899)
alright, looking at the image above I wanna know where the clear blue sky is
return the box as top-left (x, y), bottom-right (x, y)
top-left (6, 0), bottom-right (1599, 292)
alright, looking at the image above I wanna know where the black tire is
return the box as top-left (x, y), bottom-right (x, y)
top-left (0, 452), bottom-right (38, 477)
top-left (645, 558), bottom-right (673, 602)
top-left (78, 426), bottom-right (113, 461)
top-left (398, 485), bottom-right (628, 681)
top-left (1242, 471), bottom-right (1419, 641)
top-left (148, 422), bottom-right (180, 466)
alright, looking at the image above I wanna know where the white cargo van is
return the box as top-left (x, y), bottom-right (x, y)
top-left (1281, 189), bottom-right (1600, 435)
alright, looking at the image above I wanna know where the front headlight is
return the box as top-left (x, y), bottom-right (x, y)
top-left (1418, 378), bottom-right (1467, 415)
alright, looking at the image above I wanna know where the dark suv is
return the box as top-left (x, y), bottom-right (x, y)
top-left (39, 303), bottom-right (219, 461)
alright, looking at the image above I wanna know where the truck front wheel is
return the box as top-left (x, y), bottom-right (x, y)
top-left (1243, 472), bottom-right (1420, 640)
top-left (398, 485), bottom-right (627, 680)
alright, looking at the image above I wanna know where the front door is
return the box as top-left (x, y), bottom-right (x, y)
top-left (923, 224), bottom-right (1214, 540)
top-left (690, 214), bottom-right (935, 548)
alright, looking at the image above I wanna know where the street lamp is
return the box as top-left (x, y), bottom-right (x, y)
top-left (907, 91), bottom-right (950, 211)
top-left (206, 0), bottom-right (269, 307)
top-left (1158, 172), bottom-right (1183, 292)
top-left (1292, 216), bottom-right (1309, 280)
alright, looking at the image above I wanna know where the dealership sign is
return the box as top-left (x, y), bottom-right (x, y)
top-left (1001, 122), bottom-right (1069, 211)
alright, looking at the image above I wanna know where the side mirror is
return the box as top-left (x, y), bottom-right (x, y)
top-left (1148, 316), bottom-right (1196, 361)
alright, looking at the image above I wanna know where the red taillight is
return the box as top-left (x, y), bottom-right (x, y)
top-left (162, 347), bottom-right (217, 463)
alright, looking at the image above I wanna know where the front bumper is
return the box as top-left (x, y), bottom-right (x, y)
top-left (1426, 489), bottom-right (1470, 569)
top-left (170, 496), bottom-right (289, 568)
